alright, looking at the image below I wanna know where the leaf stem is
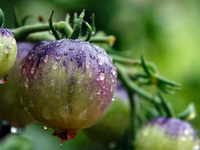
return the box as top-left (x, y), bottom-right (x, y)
top-left (115, 63), bottom-right (161, 105)
top-left (13, 21), bottom-right (73, 41)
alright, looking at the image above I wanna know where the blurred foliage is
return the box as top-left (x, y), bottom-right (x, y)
top-left (1, 0), bottom-right (200, 149)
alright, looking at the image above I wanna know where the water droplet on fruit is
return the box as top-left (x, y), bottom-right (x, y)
top-left (43, 55), bottom-right (48, 63)
top-left (13, 40), bottom-right (16, 44)
top-left (55, 54), bottom-right (61, 60)
top-left (50, 79), bottom-right (55, 86)
top-left (90, 94), bottom-right (93, 100)
top-left (5, 46), bottom-right (10, 54)
top-left (43, 107), bottom-right (51, 120)
top-left (97, 59), bottom-right (103, 66)
top-left (64, 52), bottom-right (68, 56)
top-left (28, 55), bottom-right (32, 60)
top-left (19, 95), bottom-right (23, 104)
top-left (111, 68), bottom-right (117, 76)
top-left (60, 105), bottom-right (70, 118)
top-left (22, 68), bottom-right (26, 74)
top-left (10, 126), bottom-right (22, 134)
top-left (89, 54), bottom-right (95, 59)
top-left (112, 97), bottom-right (115, 101)
top-left (43, 125), bottom-right (50, 131)
top-left (24, 78), bottom-right (29, 88)
top-left (89, 72), bottom-right (92, 78)
top-left (97, 89), bottom-right (101, 95)
top-left (79, 109), bottom-right (88, 120)
top-left (52, 62), bottom-right (58, 69)
top-left (31, 67), bottom-right (35, 74)
top-left (99, 73), bottom-right (105, 80)
top-left (85, 60), bottom-right (91, 69)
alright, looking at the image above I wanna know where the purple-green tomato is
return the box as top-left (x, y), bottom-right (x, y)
top-left (0, 42), bottom-right (35, 127)
top-left (135, 117), bottom-right (199, 150)
top-left (84, 84), bottom-right (130, 147)
top-left (20, 39), bottom-right (117, 143)
top-left (0, 27), bottom-right (17, 80)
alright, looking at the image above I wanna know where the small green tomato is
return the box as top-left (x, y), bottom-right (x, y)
top-left (0, 27), bottom-right (17, 80)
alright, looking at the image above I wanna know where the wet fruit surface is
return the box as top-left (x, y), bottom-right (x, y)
top-left (135, 117), bottom-right (199, 150)
top-left (20, 39), bottom-right (117, 142)
top-left (0, 42), bottom-right (35, 127)
top-left (84, 83), bottom-right (130, 146)
top-left (0, 27), bottom-right (17, 78)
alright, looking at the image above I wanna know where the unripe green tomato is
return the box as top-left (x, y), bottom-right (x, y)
top-left (84, 84), bottom-right (130, 146)
top-left (135, 117), bottom-right (199, 150)
top-left (20, 39), bottom-right (117, 143)
top-left (0, 42), bottom-right (35, 127)
top-left (0, 27), bottom-right (17, 79)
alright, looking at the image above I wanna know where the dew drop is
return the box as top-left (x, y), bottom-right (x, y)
top-left (79, 109), bottom-right (88, 120)
top-left (12, 40), bottom-right (16, 44)
top-left (55, 54), bottom-right (61, 60)
top-left (99, 73), bottom-right (105, 81)
top-left (60, 105), bottom-right (70, 118)
top-left (22, 68), bottom-right (26, 74)
top-left (43, 55), bottom-right (49, 63)
top-left (5, 46), bottom-right (10, 54)
top-left (43, 125), bottom-right (50, 131)
top-left (89, 53), bottom-right (95, 60)
top-left (10, 127), bottom-right (22, 134)
top-left (89, 72), bottom-right (92, 78)
top-left (28, 55), bottom-right (32, 60)
top-left (50, 79), bottom-right (55, 86)
top-left (111, 68), bottom-right (117, 76)
top-left (52, 62), bottom-right (58, 69)
top-left (85, 60), bottom-right (91, 69)
top-left (24, 78), bottom-right (29, 88)
top-left (19, 95), bottom-right (23, 104)
top-left (31, 67), bottom-right (35, 74)
top-left (64, 52), bottom-right (68, 56)
top-left (112, 97), bottom-right (115, 101)
top-left (97, 59), bottom-right (103, 66)
top-left (97, 89), bottom-right (101, 95)
top-left (90, 94), bottom-right (93, 100)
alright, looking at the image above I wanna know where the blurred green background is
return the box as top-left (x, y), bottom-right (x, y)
top-left (1, 0), bottom-right (200, 149)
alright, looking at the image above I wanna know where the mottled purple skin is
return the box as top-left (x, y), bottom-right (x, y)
top-left (20, 39), bottom-right (117, 134)
top-left (0, 27), bottom-right (14, 38)
top-left (0, 42), bottom-right (35, 127)
top-left (149, 117), bottom-right (198, 140)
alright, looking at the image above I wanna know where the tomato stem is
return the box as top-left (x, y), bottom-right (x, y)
top-left (0, 9), bottom-right (4, 27)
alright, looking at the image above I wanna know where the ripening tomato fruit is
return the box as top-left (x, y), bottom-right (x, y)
top-left (20, 39), bottom-right (117, 143)
top-left (0, 27), bottom-right (17, 80)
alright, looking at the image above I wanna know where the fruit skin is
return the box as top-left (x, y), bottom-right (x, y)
top-left (0, 42), bottom-right (35, 127)
top-left (0, 27), bottom-right (17, 78)
top-left (20, 39), bottom-right (117, 142)
top-left (84, 84), bottom-right (130, 146)
top-left (135, 117), bottom-right (199, 150)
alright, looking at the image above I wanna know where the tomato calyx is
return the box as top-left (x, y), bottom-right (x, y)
top-left (52, 129), bottom-right (78, 144)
